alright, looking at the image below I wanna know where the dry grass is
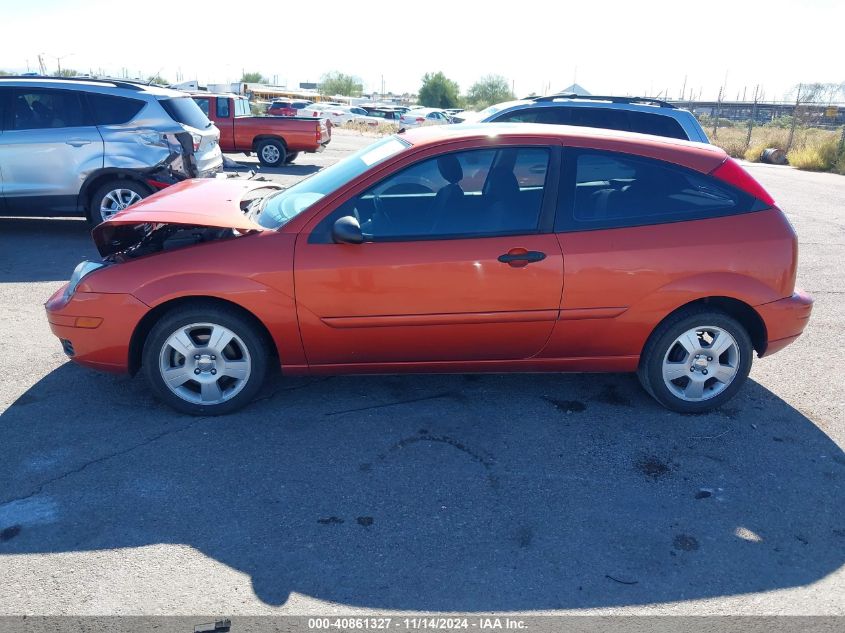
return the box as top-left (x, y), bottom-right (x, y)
top-left (707, 120), bottom-right (843, 173)
top-left (338, 121), bottom-right (399, 136)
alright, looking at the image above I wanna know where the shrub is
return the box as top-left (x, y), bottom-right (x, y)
top-left (787, 138), bottom-right (840, 171)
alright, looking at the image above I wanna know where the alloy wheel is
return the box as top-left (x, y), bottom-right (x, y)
top-left (158, 322), bottom-right (252, 406)
top-left (100, 188), bottom-right (143, 222)
top-left (661, 326), bottom-right (740, 402)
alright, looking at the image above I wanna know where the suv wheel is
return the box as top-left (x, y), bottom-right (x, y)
top-left (257, 139), bottom-right (286, 167)
top-left (637, 308), bottom-right (753, 413)
top-left (89, 180), bottom-right (150, 225)
top-left (142, 304), bottom-right (269, 416)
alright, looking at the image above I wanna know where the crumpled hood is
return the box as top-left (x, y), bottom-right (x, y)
top-left (92, 178), bottom-right (277, 257)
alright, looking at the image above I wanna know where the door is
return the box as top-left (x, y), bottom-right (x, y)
top-left (294, 145), bottom-right (563, 366)
top-left (0, 87), bottom-right (103, 215)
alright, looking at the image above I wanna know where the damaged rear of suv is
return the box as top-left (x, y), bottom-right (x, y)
top-left (0, 76), bottom-right (223, 224)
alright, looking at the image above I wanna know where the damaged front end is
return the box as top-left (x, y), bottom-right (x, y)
top-left (90, 179), bottom-right (282, 260)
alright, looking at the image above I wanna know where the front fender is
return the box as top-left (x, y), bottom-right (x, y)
top-left (132, 273), bottom-right (306, 369)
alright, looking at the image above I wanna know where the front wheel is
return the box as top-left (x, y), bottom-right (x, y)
top-left (142, 304), bottom-right (269, 415)
top-left (256, 139), bottom-right (286, 167)
top-left (638, 308), bottom-right (753, 413)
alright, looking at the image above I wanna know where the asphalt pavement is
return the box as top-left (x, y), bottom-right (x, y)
top-left (0, 129), bottom-right (842, 615)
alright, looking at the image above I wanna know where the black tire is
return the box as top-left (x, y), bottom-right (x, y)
top-left (88, 179), bottom-right (151, 226)
top-left (256, 139), bottom-right (286, 167)
top-left (284, 151), bottom-right (300, 164)
top-left (637, 307), bottom-right (753, 414)
top-left (142, 303), bottom-right (269, 416)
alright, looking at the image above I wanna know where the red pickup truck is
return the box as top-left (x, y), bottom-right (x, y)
top-left (191, 93), bottom-right (330, 167)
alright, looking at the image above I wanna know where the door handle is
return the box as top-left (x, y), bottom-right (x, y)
top-left (65, 139), bottom-right (92, 147)
top-left (498, 249), bottom-right (546, 267)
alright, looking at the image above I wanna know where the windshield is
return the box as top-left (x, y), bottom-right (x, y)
top-left (255, 136), bottom-right (410, 229)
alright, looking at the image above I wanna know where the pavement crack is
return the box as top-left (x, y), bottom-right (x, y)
top-left (0, 416), bottom-right (209, 508)
top-left (325, 392), bottom-right (454, 416)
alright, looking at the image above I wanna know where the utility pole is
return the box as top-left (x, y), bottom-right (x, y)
top-left (680, 74), bottom-right (687, 101)
top-left (712, 85), bottom-right (723, 139)
top-left (745, 85), bottom-right (759, 151)
top-left (787, 84), bottom-right (802, 153)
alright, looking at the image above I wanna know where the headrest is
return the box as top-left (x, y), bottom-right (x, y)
top-left (437, 155), bottom-right (463, 184)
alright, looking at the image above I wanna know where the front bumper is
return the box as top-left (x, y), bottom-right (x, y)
top-left (45, 286), bottom-right (149, 373)
top-left (757, 289), bottom-right (813, 357)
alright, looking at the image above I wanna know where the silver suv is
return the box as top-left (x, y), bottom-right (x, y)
top-left (0, 77), bottom-right (223, 224)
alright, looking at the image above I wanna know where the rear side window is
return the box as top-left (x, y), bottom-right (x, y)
top-left (556, 149), bottom-right (754, 232)
top-left (494, 107), bottom-right (568, 124)
top-left (628, 112), bottom-right (687, 140)
top-left (87, 93), bottom-right (145, 125)
top-left (568, 108), bottom-right (629, 132)
top-left (11, 89), bottom-right (85, 130)
top-left (160, 97), bottom-right (212, 129)
top-left (234, 98), bottom-right (250, 116)
top-left (216, 97), bottom-right (230, 118)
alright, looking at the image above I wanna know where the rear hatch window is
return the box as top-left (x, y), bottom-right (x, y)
top-left (160, 97), bottom-right (213, 129)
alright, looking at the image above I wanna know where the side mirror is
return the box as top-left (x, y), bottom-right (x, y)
top-left (331, 215), bottom-right (363, 244)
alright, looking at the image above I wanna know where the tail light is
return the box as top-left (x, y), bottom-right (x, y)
top-left (316, 122), bottom-right (322, 144)
top-left (190, 132), bottom-right (202, 152)
top-left (710, 158), bottom-right (775, 206)
top-left (416, 117), bottom-right (425, 123)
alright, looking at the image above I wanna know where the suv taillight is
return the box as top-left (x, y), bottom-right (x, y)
top-left (710, 158), bottom-right (775, 206)
top-left (316, 122), bottom-right (322, 144)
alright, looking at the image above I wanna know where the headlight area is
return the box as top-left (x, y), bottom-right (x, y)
top-left (63, 261), bottom-right (108, 302)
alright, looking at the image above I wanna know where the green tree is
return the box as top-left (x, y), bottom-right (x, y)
top-left (55, 68), bottom-right (79, 77)
top-left (146, 74), bottom-right (169, 85)
top-left (465, 74), bottom-right (514, 109)
top-left (0, 70), bottom-right (11, 76)
top-left (418, 71), bottom-right (460, 109)
top-left (319, 71), bottom-right (363, 97)
top-left (241, 71), bottom-right (266, 83)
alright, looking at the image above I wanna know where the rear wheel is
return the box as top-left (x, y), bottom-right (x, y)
top-left (88, 179), bottom-right (150, 225)
top-left (638, 308), bottom-right (753, 413)
top-left (142, 304), bottom-right (269, 416)
top-left (256, 139), bottom-right (286, 167)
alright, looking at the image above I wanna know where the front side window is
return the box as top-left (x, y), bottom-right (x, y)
top-left (313, 146), bottom-right (551, 242)
top-left (557, 149), bottom-right (752, 231)
top-left (216, 97), bottom-right (231, 118)
top-left (12, 89), bottom-right (85, 130)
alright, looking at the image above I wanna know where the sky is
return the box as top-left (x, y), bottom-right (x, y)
top-left (1, 0), bottom-right (842, 102)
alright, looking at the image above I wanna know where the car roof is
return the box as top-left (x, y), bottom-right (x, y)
top-left (400, 123), bottom-right (726, 173)
top-left (0, 76), bottom-right (186, 98)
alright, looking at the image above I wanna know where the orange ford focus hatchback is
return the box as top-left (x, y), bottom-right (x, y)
top-left (46, 124), bottom-right (812, 416)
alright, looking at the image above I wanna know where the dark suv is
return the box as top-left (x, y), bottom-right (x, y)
top-left (455, 94), bottom-right (709, 143)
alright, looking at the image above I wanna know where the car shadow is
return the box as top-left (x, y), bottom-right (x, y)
top-left (1, 366), bottom-right (843, 610)
top-left (0, 217), bottom-right (97, 283)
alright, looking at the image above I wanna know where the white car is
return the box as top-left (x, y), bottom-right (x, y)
top-left (399, 108), bottom-right (452, 129)
top-left (299, 103), bottom-right (379, 127)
